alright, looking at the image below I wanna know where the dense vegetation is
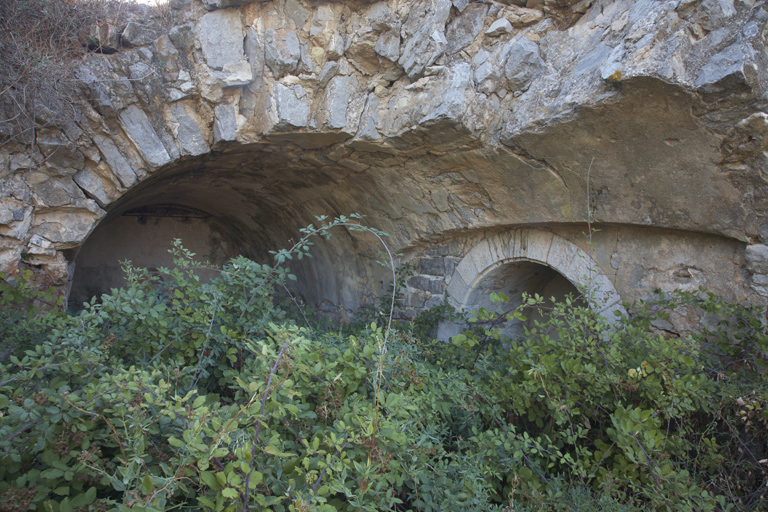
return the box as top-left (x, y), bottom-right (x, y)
top-left (1, 218), bottom-right (767, 511)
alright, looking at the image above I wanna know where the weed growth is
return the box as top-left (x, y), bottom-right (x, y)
top-left (0, 0), bottom-right (173, 145)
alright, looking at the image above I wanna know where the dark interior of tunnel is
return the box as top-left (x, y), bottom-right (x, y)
top-left (461, 260), bottom-right (585, 340)
top-left (67, 149), bottom-right (395, 313)
top-left (66, 139), bottom-right (607, 320)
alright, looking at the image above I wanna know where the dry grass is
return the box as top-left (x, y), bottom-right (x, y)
top-left (0, 0), bottom-right (173, 146)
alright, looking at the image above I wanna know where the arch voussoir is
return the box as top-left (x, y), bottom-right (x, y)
top-left (445, 229), bottom-right (626, 324)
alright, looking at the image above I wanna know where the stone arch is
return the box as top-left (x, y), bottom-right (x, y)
top-left (64, 149), bottom-right (398, 314)
top-left (438, 229), bottom-right (625, 339)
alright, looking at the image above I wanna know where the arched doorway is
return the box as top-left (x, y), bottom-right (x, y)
top-left (438, 229), bottom-right (625, 340)
top-left (462, 259), bottom-right (584, 339)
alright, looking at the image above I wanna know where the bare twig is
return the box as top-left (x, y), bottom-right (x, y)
top-left (3, 419), bottom-right (42, 444)
top-left (243, 342), bottom-right (289, 512)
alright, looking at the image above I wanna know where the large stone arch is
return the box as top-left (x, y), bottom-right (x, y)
top-left (0, 0), bottom-right (766, 331)
top-left (438, 229), bottom-right (625, 339)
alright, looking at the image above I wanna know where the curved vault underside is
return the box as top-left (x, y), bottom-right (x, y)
top-left (69, 79), bottom-right (757, 327)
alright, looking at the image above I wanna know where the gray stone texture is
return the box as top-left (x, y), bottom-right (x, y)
top-left (122, 22), bottom-right (160, 48)
top-left (317, 61), bottom-right (339, 88)
top-left (201, 0), bottom-right (248, 10)
top-left (285, 0), bottom-right (311, 29)
top-left (695, 42), bottom-right (755, 92)
top-left (92, 134), bottom-right (137, 188)
top-left (420, 257), bottom-right (445, 276)
top-left (169, 24), bottom-right (194, 52)
top-left (745, 245), bottom-right (768, 275)
top-left (446, 3), bottom-right (488, 53)
top-left (398, 0), bottom-right (452, 78)
top-left (35, 179), bottom-right (81, 207)
top-left (117, 105), bottom-right (171, 167)
top-left (375, 31), bottom-right (400, 63)
top-left (485, 18), bottom-right (513, 37)
top-left (265, 29), bottom-right (301, 78)
top-left (273, 83), bottom-right (309, 130)
top-left (408, 275), bottom-right (445, 295)
top-left (503, 37), bottom-right (546, 91)
top-left (170, 103), bottom-right (209, 156)
top-left (36, 130), bottom-right (85, 171)
top-left (244, 28), bottom-right (265, 85)
top-left (199, 10), bottom-right (245, 71)
top-left (73, 169), bottom-right (110, 206)
top-left (324, 76), bottom-right (355, 130)
top-left (213, 104), bottom-right (238, 143)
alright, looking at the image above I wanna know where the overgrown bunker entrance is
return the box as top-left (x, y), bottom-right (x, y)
top-left (66, 149), bottom-right (397, 314)
top-left (437, 230), bottom-right (626, 340)
top-left (464, 260), bottom-right (584, 339)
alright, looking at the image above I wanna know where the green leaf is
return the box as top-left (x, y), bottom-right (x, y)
top-left (198, 497), bottom-right (216, 509)
top-left (141, 474), bottom-right (154, 495)
top-left (221, 487), bottom-right (238, 499)
top-left (263, 445), bottom-right (292, 457)
top-left (248, 471), bottom-right (263, 488)
top-left (59, 498), bottom-right (73, 512)
top-left (451, 334), bottom-right (466, 346)
top-left (42, 468), bottom-right (64, 479)
top-left (200, 471), bottom-right (221, 491)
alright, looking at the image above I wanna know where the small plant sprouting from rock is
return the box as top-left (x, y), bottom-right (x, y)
top-left (0, 0), bottom-right (173, 146)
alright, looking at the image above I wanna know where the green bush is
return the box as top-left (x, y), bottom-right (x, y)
top-left (0, 218), bottom-right (767, 511)
top-left (444, 290), bottom-right (768, 510)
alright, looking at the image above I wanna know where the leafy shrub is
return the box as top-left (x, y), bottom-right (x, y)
top-left (0, 218), bottom-right (767, 511)
top-left (0, 268), bottom-right (63, 352)
top-left (347, 262), bottom-right (464, 342)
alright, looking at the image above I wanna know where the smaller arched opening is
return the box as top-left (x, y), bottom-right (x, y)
top-left (464, 259), bottom-right (585, 339)
top-left (438, 229), bottom-right (625, 340)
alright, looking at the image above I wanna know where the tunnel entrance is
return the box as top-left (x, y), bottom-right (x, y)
top-left (438, 230), bottom-right (626, 340)
top-left (68, 204), bottom-right (240, 308)
top-left (65, 148), bottom-right (397, 315)
top-left (463, 260), bottom-right (584, 340)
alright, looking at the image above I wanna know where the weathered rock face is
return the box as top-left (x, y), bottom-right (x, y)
top-left (2, 0), bottom-right (768, 334)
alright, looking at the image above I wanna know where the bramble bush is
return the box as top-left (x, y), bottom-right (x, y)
top-left (0, 216), bottom-right (767, 511)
